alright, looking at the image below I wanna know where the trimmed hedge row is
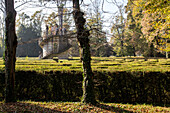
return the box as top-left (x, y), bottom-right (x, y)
top-left (0, 71), bottom-right (169, 105)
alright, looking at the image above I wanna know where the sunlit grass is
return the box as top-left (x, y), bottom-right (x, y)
top-left (0, 101), bottom-right (169, 112)
top-left (0, 57), bottom-right (170, 73)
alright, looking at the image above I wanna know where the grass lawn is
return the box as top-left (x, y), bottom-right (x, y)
top-left (0, 101), bottom-right (170, 112)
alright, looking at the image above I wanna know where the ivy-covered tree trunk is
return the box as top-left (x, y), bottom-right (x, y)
top-left (5, 0), bottom-right (17, 103)
top-left (72, 0), bottom-right (97, 105)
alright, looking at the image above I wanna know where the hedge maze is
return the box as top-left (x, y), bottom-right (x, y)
top-left (0, 57), bottom-right (169, 105)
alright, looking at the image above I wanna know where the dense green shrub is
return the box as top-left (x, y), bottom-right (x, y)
top-left (0, 71), bottom-right (169, 105)
top-left (94, 71), bottom-right (169, 104)
top-left (13, 71), bottom-right (83, 102)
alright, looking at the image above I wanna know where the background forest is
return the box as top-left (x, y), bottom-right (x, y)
top-left (0, 0), bottom-right (169, 58)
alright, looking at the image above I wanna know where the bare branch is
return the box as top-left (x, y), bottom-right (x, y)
top-left (0, 8), bottom-right (5, 13)
top-left (101, 0), bottom-right (109, 13)
top-left (15, 0), bottom-right (33, 9)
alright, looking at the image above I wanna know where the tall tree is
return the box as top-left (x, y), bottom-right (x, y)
top-left (0, 0), bottom-right (6, 55)
top-left (86, 0), bottom-right (109, 57)
top-left (16, 11), bottom-right (43, 57)
top-left (126, 0), bottom-right (169, 57)
top-left (125, 0), bottom-right (149, 57)
top-left (0, 17), bottom-right (3, 56)
top-left (109, 0), bottom-right (126, 56)
top-left (5, 0), bottom-right (17, 102)
top-left (72, 0), bottom-right (97, 105)
top-left (140, 0), bottom-right (170, 58)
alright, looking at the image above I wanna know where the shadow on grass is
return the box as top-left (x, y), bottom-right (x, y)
top-left (152, 103), bottom-right (170, 107)
top-left (95, 103), bottom-right (134, 113)
top-left (0, 102), bottom-right (69, 113)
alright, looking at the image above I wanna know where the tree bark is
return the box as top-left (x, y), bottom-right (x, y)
top-left (72, 0), bottom-right (97, 105)
top-left (5, 0), bottom-right (17, 103)
top-left (133, 47), bottom-right (136, 56)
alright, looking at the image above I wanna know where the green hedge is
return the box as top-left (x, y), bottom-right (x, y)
top-left (94, 71), bottom-right (169, 104)
top-left (0, 71), bottom-right (169, 105)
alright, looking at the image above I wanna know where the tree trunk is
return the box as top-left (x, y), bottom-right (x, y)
top-left (72, 0), bottom-right (97, 105)
top-left (5, 0), bottom-right (17, 103)
top-left (150, 43), bottom-right (154, 57)
top-left (166, 39), bottom-right (169, 58)
top-left (133, 47), bottom-right (136, 56)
